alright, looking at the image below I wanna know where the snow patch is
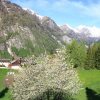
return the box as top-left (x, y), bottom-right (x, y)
top-left (61, 24), bottom-right (100, 37)
top-left (76, 25), bottom-right (100, 37)
top-left (23, 8), bottom-right (44, 20)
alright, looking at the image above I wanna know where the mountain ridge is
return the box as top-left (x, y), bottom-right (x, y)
top-left (0, 0), bottom-right (62, 58)
top-left (0, 0), bottom-right (100, 58)
top-left (60, 24), bottom-right (100, 44)
top-left (24, 7), bottom-right (100, 43)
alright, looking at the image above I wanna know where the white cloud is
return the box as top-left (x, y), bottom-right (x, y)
top-left (42, 0), bottom-right (100, 18)
top-left (75, 2), bottom-right (100, 18)
top-left (12, 0), bottom-right (100, 18)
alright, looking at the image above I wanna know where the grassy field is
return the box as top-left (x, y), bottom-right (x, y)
top-left (75, 69), bottom-right (100, 100)
top-left (0, 68), bottom-right (100, 100)
top-left (0, 69), bottom-right (12, 100)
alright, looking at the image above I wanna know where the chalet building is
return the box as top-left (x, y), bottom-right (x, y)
top-left (0, 58), bottom-right (24, 69)
top-left (0, 59), bottom-right (10, 67)
top-left (8, 58), bottom-right (21, 68)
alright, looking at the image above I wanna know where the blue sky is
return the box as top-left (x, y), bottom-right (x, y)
top-left (10, 0), bottom-right (100, 28)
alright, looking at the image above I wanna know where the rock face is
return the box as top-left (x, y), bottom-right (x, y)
top-left (0, 0), bottom-right (62, 57)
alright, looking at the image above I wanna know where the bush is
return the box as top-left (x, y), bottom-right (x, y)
top-left (11, 49), bottom-right (81, 100)
top-left (32, 89), bottom-right (75, 100)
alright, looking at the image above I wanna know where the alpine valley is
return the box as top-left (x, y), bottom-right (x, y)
top-left (0, 0), bottom-right (100, 58)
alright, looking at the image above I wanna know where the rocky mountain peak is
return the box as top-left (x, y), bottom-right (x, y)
top-left (0, 0), bottom-right (22, 12)
top-left (60, 24), bottom-right (72, 32)
top-left (41, 16), bottom-right (63, 33)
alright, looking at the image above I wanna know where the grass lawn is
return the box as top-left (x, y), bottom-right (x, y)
top-left (0, 69), bottom-right (12, 100)
top-left (0, 68), bottom-right (100, 100)
top-left (75, 69), bottom-right (100, 100)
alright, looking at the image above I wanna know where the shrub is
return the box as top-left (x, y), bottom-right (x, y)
top-left (11, 49), bottom-right (81, 100)
top-left (32, 89), bottom-right (75, 100)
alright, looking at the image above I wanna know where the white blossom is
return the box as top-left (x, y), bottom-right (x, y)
top-left (11, 49), bottom-right (81, 100)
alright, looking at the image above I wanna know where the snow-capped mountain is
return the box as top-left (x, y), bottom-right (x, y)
top-left (60, 24), bottom-right (100, 43)
top-left (0, 0), bottom-right (99, 56)
top-left (23, 7), bottom-right (100, 43)
top-left (76, 25), bottom-right (100, 37)
top-left (60, 24), bottom-right (100, 37)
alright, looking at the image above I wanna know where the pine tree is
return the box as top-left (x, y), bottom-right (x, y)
top-left (94, 43), bottom-right (100, 69)
top-left (66, 40), bottom-right (87, 68)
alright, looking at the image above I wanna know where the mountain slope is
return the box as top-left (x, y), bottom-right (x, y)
top-left (0, 0), bottom-right (60, 58)
top-left (0, 0), bottom-right (100, 58)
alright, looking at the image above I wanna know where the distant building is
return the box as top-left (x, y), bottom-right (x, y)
top-left (8, 58), bottom-right (21, 68)
top-left (0, 58), bottom-right (23, 69)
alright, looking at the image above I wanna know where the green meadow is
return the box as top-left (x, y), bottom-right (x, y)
top-left (75, 69), bottom-right (100, 100)
top-left (0, 69), bottom-right (12, 100)
top-left (0, 68), bottom-right (100, 100)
